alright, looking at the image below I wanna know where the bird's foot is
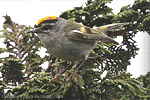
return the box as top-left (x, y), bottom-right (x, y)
top-left (66, 70), bottom-right (80, 80)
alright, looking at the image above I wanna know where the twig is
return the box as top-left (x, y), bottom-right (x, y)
top-left (8, 50), bottom-right (18, 55)
top-left (7, 37), bottom-right (17, 44)
top-left (20, 39), bottom-right (38, 59)
top-left (20, 43), bottom-right (35, 59)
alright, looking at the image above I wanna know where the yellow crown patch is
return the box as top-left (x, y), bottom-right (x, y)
top-left (36, 16), bottom-right (57, 26)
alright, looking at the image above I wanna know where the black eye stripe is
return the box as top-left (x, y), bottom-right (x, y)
top-left (41, 25), bottom-right (52, 30)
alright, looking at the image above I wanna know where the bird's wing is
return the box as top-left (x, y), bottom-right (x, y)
top-left (65, 21), bottom-right (119, 44)
top-left (66, 28), bottom-right (119, 45)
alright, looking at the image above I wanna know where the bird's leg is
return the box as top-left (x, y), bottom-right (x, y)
top-left (67, 60), bottom-right (85, 79)
top-left (59, 62), bottom-right (75, 74)
top-left (49, 62), bottom-right (75, 83)
top-left (49, 60), bottom-right (85, 83)
top-left (75, 60), bottom-right (85, 71)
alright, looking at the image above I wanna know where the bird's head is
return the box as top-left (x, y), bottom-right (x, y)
top-left (30, 16), bottom-right (58, 34)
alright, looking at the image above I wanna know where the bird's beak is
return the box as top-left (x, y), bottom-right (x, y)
top-left (28, 30), bottom-right (35, 33)
top-left (28, 28), bottom-right (40, 34)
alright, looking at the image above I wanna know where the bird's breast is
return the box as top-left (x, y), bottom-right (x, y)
top-left (43, 33), bottom-right (96, 61)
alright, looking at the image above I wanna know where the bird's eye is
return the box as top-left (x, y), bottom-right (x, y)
top-left (42, 25), bottom-right (51, 30)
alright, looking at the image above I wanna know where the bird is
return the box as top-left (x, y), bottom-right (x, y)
top-left (29, 16), bottom-right (129, 73)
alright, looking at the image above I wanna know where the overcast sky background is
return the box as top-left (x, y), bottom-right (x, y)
top-left (0, 0), bottom-right (150, 78)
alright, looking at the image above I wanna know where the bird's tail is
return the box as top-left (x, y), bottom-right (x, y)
top-left (96, 22), bottom-right (129, 33)
top-left (99, 35), bottom-right (119, 45)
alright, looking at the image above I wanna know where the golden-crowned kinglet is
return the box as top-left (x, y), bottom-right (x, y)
top-left (30, 16), bottom-right (129, 61)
